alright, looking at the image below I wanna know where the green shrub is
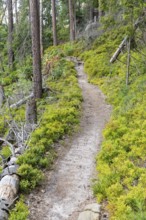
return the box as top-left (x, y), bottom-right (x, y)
top-left (17, 55), bottom-right (82, 193)
top-left (9, 197), bottom-right (29, 220)
top-left (18, 164), bottom-right (43, 192)
top-left (82, 27), bottom-right (146, 219)
top-left (1, 146), bottom-right (11, 158)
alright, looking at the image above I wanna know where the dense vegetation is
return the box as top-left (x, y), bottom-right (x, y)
top-left (8, 46), bottom-right (82, 218)
top-left (1, 0), bottom-right (146, 219)
top-left (80, 25), bottom-right (146, 219)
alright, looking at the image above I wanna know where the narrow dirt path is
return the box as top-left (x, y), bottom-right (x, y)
top-left (27, 60), bottom-right (111, 220)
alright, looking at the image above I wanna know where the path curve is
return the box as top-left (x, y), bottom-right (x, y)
top-left (28, 59), bottom-right (111, 220)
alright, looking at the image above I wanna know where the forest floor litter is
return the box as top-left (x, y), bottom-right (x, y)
top-left (27, 59), bottom-right (111, 220)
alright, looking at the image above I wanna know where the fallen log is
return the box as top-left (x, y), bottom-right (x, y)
top-left (110, 13), bottom-right (145, 63)
top-left (10, 93), bottom-right (33, 109)
top-left (110, 36), bottom-right (128, 63)
top-left (9, 87), bottom-right (52, 109)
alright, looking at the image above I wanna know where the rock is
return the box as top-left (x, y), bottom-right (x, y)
top-left (85, 203), bottom-right (101, 213)
top-left (0, 209), bottom-right (8, 220)
top-left (1, 165), bottom-right (19, 178)
top-left (78, 211), bottom-right (100, 220)
top-left (7, 157), bottom-right (17, 166)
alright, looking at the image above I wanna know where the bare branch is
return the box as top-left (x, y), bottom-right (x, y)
top-left (10, 93), bottom-right (34, 109)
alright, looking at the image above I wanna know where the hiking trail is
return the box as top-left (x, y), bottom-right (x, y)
top-left (27, 58), bottom-right (111, 220)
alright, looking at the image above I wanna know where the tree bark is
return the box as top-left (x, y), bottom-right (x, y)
top-left (126, 38), bottom-right (131, 86)
top-left (10, 93), bottom-right (34, 109)
top-left (40, 0), bottom-right (43, 57)
top-left (0, 5), bottom-right (7, 25)
top-left (52, 0), bottom-right (57, 46)
top-left (26, 98), bottom-right (37, 124)
top-left (0, 86), bottom-right (5, 108)
top-left (98, 0), bottom-right (103, 22)
top-left (14, 0), bottom-right (18, 25)
top-left (110, 36), bottom-right (128, 63)
top-left (89, 7), bottom-right (94, 22)
top-left (7, 0), bottom-right (14, 69)
top-left (29, 0), bottom-right (42, 99)
top-left (69, 0), bottom-right (75, 41)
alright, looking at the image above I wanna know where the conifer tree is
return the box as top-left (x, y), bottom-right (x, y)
top-left (29, 0), bottom-right (42, 99)
top-left (7, 0), bottom-right (14, 69)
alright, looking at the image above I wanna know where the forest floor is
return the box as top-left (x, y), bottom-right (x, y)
top-left (27, 60), bottom-right (111, 220)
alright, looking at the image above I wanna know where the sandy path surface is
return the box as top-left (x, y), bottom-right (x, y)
top-left (27, 60), bottom-right (111, 220)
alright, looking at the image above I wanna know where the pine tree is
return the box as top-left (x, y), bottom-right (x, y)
top-left (29, 0), bottom-right (42, 99)
top-left (52, 0), bottom-right (57, 45)
top-left (7, 0), bottom-right (14, 69)
top-left (69, 0), bottom-right (76, 41)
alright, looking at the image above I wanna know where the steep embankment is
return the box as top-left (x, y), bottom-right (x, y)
top-left (27, 59), bottom-right (111, 220)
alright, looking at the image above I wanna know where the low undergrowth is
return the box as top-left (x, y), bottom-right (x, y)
top-left (17, 55), bottom-right (82, 192)
top-left (81, 27), bottom-right (146, 220)
top-left (8, 47), bottom-right (82, 219)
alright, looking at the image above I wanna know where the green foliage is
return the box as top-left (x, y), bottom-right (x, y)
top-left (9, 196), bottom-right (29, 220)
top-left (80, 26), bottom-right (146, 219)
top-left (99, 0), bottom-right (145, 35)
top-left (18, 164), bottom-right (43, 193)
top-left (1, 146), bottom-right (11, 159)
top-left (17, 53), bottom-right (82, 192)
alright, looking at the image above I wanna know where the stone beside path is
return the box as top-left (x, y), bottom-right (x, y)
top-left (78, 203), bottom-right (100, 220)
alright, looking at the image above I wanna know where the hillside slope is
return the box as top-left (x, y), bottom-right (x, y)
top-left (81, 28), bottom-right (146, 220)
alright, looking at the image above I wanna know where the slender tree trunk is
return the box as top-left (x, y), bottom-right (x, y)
top-left (0, 53), bottom-right (5, 72)
top-left (7, 0), bottom-right (14, 69)
top-left (29, 0), bottom-right (42, 99)
top-left (126, 38), bottom-right (131, 86)
top-left (40, 0), bottom-right (43, 57)
top-left (69, 0), bottom-right (75, 41)
top-left (0, 5), bottom-right (7, 24)
top-left (15, 0), bottom-right (18, 25)
top-left (98, 0), bottom-right (103, 22)
top-left (52, 0), bottom-right (57, 45)
top-left (26, 98), bottom-right (37, 124)
top-left (90, 7), bottom-right (94, 22)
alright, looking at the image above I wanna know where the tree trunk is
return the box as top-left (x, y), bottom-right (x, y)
top-left (90, 7), bottom-right (94, 22)
top-left (14, 0), bottom-right (18, 25)
top-left (0, 86), bottom-right (5, 107)
top-left (126, 38), bottom-right (131, 86)
top-left (52, 0), bottom-right (57, 46)
top-left (26, 98), bottom-right (37, 124)
top-left (110, 36), bottom-right (128, 63)
top-left (98, 0), bottom-right (103, 22)
top-left (40, 0), bottom-right (43, 57)
top-left (29, 0), bottom-right (42, 99)
top-left (7, 0), bottom-right (14, 69)
top-left (69, 0), bottom-right (75, 41)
